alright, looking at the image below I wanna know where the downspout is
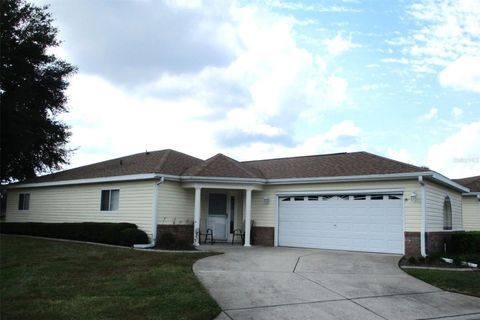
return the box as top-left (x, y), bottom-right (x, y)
top-left (134, 176), bottom-right (164, 248)
top-left (419, 176), bottom-right (427, 257)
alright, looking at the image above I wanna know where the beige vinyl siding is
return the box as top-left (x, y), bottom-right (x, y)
top-left (157, 181), bottom-right (194, 225)
top-left (6, 180), bottom-right (155, 236)
top-left (463, 196), bottom-right (480, 231)
top-left (251, 180), bottom-right (421, 231)
top-left (425, 182), bottom-right (462, 231)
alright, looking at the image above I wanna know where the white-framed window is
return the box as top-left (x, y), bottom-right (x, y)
top-left (100, 189), bottom-right (120, 211)
top-left (443, 196), bottom-right (452, 230)
top-left (18, 193), bottom-right (30, 210)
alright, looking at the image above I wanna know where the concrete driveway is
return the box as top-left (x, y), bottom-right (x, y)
top-left (194, 246), bottom-right (480, 320)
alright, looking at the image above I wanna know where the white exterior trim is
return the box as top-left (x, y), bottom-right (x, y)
top-left (275, 188), bottom-right (404, 197)
top-left (180, 175), bottom-right (265, 184)
top-left (182, 182), bottom-right (263, 191)
top-left (274, 194), bottom-right (279, 247)
top-left (8, 173), bottom-right (159, 189)
top-left (8, 170), bottom-right (468, 193)
top-left (419, 176), bottom-right (427, 257)
top-left (462, 192), bottom-right (480, 197)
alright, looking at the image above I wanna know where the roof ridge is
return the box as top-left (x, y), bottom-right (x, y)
top-left (242, 152), bottom-right (349, 163)
top-left (153, 149), bottom-right (171, 172)
top-left (359, 151), bottom-right (423, 170)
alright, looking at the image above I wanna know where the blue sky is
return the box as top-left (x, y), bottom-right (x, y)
top-left (38, 0), bottom-right (479, 178)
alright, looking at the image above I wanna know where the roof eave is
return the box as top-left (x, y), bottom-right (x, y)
top-left (7, 170), bottom-right (467, 192)
top-left (7, 173), bottom-right (160, 189)
top-left (462, 192), bottom-right (480, 196)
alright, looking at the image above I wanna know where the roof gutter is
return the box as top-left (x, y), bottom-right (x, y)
top-left (8, 173), bottom-right (159, 189)
top-left (7, 171), bottom-right (469, 193)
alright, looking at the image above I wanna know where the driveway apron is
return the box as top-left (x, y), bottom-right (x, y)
top-left (194, 246), bottom-right (480, 320)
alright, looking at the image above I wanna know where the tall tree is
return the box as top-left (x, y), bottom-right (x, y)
top-left (0, 0), bottom-right (76, 183)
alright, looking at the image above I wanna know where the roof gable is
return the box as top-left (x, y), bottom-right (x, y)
top-left (183, 153), bottom-right (264, 179)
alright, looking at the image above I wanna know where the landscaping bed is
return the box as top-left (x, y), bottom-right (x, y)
top-left (400, 254), bottom-right (480, 269)
top-left (0, 235), bottom-right (220, 320)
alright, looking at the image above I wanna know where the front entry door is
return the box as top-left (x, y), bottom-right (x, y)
top-left (207, 193), bottom-right (228, 240)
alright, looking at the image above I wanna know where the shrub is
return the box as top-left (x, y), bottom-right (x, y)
top-left (0, 222), bottom-right (148, 247)
top-left (407, 256), bottom-right (418, 265)
top-left (120, 228), bottom-right (149, 246)
top-left (449, 231), bottom-right (480, 255)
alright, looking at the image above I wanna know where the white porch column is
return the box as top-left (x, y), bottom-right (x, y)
top-left (193, 186), bottom-right (202, 246)
top-left (244, 188), bottom-right (252, 247)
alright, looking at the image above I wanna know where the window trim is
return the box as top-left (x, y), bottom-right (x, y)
top-left (100, 189), bottom-right (120, 212)
top-left (443, 195), bottom-right (452, 231)
top-left (18, 193), bottom-right (30, 211)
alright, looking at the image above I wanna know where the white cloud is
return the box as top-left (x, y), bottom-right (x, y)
top-left (427, 121), bottom-right (480, 178)
top-left (389, 0), bottom-right (480, 74)
top-left (386, 148), bottom-right (415, 165)
top-left (439, 56), bottom-right (480, 93)
top-left (323, 34), bottom-right (360, 55)
top-left (57, 2), bottom-right (351, 168)
top-left (452, 107), bottom-right (463, 118)
top-left (226, 120), bottom-right (364, 161)
top-left (420, 107), bottom-right (438, 120)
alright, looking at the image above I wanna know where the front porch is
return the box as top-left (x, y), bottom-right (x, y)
top-left (184, 183), bottom-right (263, 247)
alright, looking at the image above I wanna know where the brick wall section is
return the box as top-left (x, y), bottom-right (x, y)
top-left (252, 226), bottom-right (274, 246)
top-left (404, 231), bottom-right (455, 256)
top-left (426, 232), bottom-right (452, 255)
top-left (404, 232), bottom-right (420, 256)
top-left (157, 224), bottom-right (193, 244)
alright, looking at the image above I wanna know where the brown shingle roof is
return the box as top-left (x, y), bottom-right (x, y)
top-left (23, 149), bottom-right (202, 183)
top-left (243, 151), bottom-right (425, 179)
top-left (17, 149), bottom-right (426, 185)
top-left (453, 175), bottom-right (480, 192)
top-left (183, 154), bottom-right (265, 179)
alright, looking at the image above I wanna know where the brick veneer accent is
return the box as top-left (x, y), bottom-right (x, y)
top-left (404, 232), bottom-right (420, 257)
top-left (404, 231), bottom-right (456, 256)
top-left (252, 226), bottom-right (274, 246)
top-left (157, 224), bottom-right (193, 244)
top-left (426, 231), bottom-right (452, 255)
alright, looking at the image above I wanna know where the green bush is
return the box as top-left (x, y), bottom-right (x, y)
top-left (0, 222), bottom-right (149, 247)
top-left (120, 228), bottom-right (149, 246)
top-left (449, 231), bottom-right (480, 255)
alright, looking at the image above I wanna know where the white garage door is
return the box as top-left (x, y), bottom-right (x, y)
top-left (278, 193), bottom-right (404, 254)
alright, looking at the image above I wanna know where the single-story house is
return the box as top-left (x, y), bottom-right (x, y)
top-left (453, 175), bottom-right (480, 231)
top-left (6, 149), bottom-right (471, 256)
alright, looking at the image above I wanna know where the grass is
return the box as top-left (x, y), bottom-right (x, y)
top-left (404, 268), bottom-right (480, 297)
top-left (0, 235), bottom-right (221, 320)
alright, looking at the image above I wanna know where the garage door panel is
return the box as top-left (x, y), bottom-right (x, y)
top-left (278, 193), bottom-right (404, 254)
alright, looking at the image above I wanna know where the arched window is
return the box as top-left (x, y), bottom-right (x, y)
top-left (443, 196), bottom-right (452, 230)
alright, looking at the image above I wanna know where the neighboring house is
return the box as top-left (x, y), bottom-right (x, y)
top-left (6, 149), bottom-right (469, 256)
top-left (454, 175), bottom-right (480, 231)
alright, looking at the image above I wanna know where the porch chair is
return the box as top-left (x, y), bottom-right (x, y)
top-left (199, 228), bottom-right (215, 245)
top-left (231, 220), bottom-right (254, 245)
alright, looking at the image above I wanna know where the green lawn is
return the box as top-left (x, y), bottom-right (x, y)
top-left (0, 235), bottom-right (220, 320)
top-left (404, 268), bottom-right (480, 297)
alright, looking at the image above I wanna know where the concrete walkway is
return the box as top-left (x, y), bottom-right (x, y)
top-left (194, 245), bottom-right (480, 320)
